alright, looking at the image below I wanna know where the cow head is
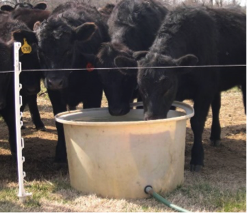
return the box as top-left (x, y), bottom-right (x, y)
top-left (136, 52), bottom-right (198, 120)
top-left (34, 19), bottom-right (97, 90)
top-left (96, 42), bottom-right (138, 116)
top-left (11, 29), bottom-right (42, 96)
top-left (115, 51), bottom-right (198, 120)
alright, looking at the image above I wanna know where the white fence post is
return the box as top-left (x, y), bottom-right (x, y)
top-left (14, 42), bottom-right (32, 202)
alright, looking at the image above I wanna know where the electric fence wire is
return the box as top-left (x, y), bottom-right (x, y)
top-left (0, 64), bottom-right (246, 74)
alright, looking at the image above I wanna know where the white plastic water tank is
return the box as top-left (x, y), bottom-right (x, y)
top-left (55, 101), bottom-right (194, 199)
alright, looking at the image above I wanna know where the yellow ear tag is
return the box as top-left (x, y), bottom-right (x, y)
top-left (21, 38), bottom-right (32, 54)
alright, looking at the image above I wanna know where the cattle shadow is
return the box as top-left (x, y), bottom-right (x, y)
top-left (22, 100), bottom-right (53, 114)
top-left (21, 118), bottom-right (58, 130)
top-left (184, 123), bottom-right (246, 143)
top-left (184, 122), bottom-right (246, 171)
top-left (0, 136), bottom-right (68, 182)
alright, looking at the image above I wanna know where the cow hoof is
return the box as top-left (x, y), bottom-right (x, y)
top-left (210, 139), bottom-right (221, 147)
top-left (37, 126), bottom-right (47, 131)
top-left (190, 164), bottom-right (202, 172)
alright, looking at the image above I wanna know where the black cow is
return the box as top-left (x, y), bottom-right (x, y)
top-left (0, 13), bottom-right (41, 155)
top-left (206, 7), bottom-right (246, 145)
top-left (1, 3), bottom-right (51, 131)
top-left (0, 39), bottom-right (12, 110)
top-left (28, 1), bottom-right (109, 162)
top-left (0, 38), bottom-right (16, 157)
top-left (96, 0), bottom-right (169, 116)
top-left (115, 6), bottom-right (246, 171)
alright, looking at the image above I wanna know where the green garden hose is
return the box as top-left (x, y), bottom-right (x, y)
top-left (144, 185), bottom-right (191, 212)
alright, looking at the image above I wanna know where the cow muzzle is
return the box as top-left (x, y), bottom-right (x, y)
top-left (109, 104), bottom-right (130, 116)
top-left (45, 77), bottom-right (68, 90)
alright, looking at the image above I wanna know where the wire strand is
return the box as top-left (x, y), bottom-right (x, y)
top-left (0, 64), bottom-right (245, 73)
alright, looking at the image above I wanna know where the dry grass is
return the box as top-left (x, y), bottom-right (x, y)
top-left (0, 89), bottom-right (246, 212)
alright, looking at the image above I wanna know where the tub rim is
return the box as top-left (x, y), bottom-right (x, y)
top-left (55, 101), bottom-right (194, 126)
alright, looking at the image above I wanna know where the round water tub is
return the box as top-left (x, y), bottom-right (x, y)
top-left (55, 101), bottom-right (194, 199)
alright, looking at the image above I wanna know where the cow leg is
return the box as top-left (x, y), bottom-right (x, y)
top-left (47, 90), bottom-right (67, 163)
top-left (2, 107), bottom-right (16, 156)
top-left (28, 94), bottom-right (46, 131)
top-left (136, 92), bottom-right (143, 109)
top-left (210, 93), bottom-right (221, 146)
top-left (241, 83), bottom-right (246, 114)
top-left (20, 96), bottom-right (28, 129)
top-left (190, 97), bottom-right (211, 172)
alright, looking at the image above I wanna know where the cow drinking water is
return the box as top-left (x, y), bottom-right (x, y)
top-left (96, 0), bottom-right (169, 116)
top-left (115, 5), bottom-right (246, 172)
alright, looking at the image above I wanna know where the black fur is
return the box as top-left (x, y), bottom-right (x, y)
top-left (97, 0), bottom-right (169, 116)
top-left (34, 1), bottom-right (109, 162)
top-left (0, 13), bottom-right (43, 155)
top-left (136, 5), bottom-right (246, 171)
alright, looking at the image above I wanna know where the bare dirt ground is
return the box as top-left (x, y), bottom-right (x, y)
top-left (0, 90), bottom-right (246, 211)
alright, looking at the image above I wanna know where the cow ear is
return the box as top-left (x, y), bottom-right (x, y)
top-left (176, 54), bottom-right (198, 67)
top-left (114, 56), bottom-right (138, 76)
top-left (1, 5), bottom-right (14, 11)
top-left (75, 22), bottom-right (97, 42)
top-left (33, 2), bottom-right (47, 10)
top-left (12, 30), bottom-right (38, 44)
top-left (175, 54), bottom-right (198, 75)
top-left (133, 51), bottom-right (148, 61)
top-left (33, 21), bottom-right (41, 31)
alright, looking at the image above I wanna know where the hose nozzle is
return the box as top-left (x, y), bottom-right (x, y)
top-left (144, 185), bottom-right (153, 194)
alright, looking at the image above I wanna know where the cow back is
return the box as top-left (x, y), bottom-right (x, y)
top-left (11, 8), bottom-right (51, 30)
top-left (108, 0), bottom-right (169, 50)
top-left (207, 7), bottom-right (246, 91)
